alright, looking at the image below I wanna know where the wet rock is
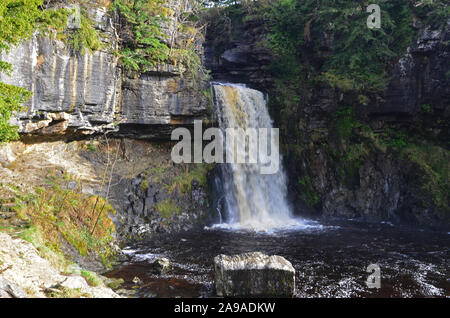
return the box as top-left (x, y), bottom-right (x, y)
top-left (132, 277), bottom-right (142, 285)
top-left (103, 277), bottom-right (124, 290)
top-left (150, 258), bottom-right (172, 275)
top-left (214, 252), bottom-right (295, 297)
top-left (116, 288), bottom-right (138, 298)
top-left (114, 165), bottom-right (211, 244)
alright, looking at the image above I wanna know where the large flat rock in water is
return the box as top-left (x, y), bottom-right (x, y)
top-left (214, 252), bottom-right (295, 297)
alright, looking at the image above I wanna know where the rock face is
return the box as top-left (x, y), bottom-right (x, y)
top-left (206, 13), bottom-right (450, 229)
top-left (214, 252), bottom-right (295, 297)
top-left (0, 3), bottom-right (208, 140)
top-left (0, 278), bottom-right (27, 298)
top-left (205, 19), bottom-right (272, 91)
top-left (113, 166), bottom-right (211, 242)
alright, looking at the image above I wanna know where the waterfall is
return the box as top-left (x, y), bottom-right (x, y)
top-left (212, 83), bottom-right (302, 231)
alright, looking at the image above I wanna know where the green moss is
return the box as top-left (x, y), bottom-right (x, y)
top-left (378, 128), bottom-right (409, 150)
top-left (105, 277), bottom-right (124, 290)
top-left (422, 104), bottom-right (433, 114)
top-left (298, 176), bottom-right (320, 207)
top-left (140, 179), bottom-right (149, 191)
top-left (400, 140), bottom-right (449, 215)
top-left (81, 270), bottom-right (102, 287)
top-left (168, 164), bottom-right (213, 194)
top-left (203, 88), bottom-right (214, 117)
top-left (155, 199), bottom-right (180, 219)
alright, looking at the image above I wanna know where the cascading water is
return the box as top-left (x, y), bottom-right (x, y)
top-left (211, 83), bottom-right (307, 231)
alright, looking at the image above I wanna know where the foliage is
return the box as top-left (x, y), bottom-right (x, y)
top-left (263, 0), bottom-right (428, 94)
top-left (81, 270), bottom-right (102, 287)
top-left (0, 0), bottom-right (44, 57)
top-left (0, 0), bottom-right (45, 143)
top-left (298, 176), bottom-right (320, 207)
top-left (114, 0), bottom-right (170, 72)
top-left (8, 175), bottom-right (117, 269)
top-left (115, 0), bottom-right (208, 86)
top-left (0, 83), bottom-right (31, 142)
top-left (155, 199), bottom-right (180, 219)
top-left (36, 7), bottom-right (69, 38)
top-left (67, 9), bottom-right (102, 54)
top-left (168, 164), bottom-right (212, 194)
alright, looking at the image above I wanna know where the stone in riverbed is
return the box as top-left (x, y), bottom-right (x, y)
top-left (214, 252), bottom-right (295, 297)
top-left (150, 257), bottom-right (172, 275)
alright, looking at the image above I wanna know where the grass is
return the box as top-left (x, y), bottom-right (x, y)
top-left (45, 286), bottom-right (91, 298)
top-left (168, 164), bottom-right (213, 194)
top-left (155, 199), bottom-right (180, 219)
top-left (81, 270), bottom-right (102, 287)
top-left (3, 174), bottom-right (118, 270)
top-left (87, 142), bottom-right (97, 152)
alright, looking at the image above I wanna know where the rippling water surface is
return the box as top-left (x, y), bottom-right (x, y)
top-left (106, 220), bottom-right (449, 298)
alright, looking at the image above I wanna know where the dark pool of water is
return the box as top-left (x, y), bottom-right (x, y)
top-left (106, 219), bottom-right (449, 298)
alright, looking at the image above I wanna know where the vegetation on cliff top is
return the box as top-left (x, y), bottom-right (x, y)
top-left (114, 0), bottom-right (171, 71)
top-left (114, 0), bottom-right (209, 87)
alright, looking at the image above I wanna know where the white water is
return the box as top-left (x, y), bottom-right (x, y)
top-left (212, 83), bottom-right (312, 231)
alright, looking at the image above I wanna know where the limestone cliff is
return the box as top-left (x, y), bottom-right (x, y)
top-left (0, 2), bottom-right (208, 140)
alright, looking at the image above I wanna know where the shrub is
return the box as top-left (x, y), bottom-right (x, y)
top-left (8, 175), bottom-right (117, 269)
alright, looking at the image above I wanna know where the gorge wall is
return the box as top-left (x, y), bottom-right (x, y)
top-left (205, 4), bottom-right (449, 229)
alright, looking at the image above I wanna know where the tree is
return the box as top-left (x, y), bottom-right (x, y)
top-left (0, 0), bottom-right (44, 143)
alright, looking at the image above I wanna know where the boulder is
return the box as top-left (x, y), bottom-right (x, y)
top-left (150, 257), bottom-right (172, 275)
top-left (214, 252), bottom-right (295, 297)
